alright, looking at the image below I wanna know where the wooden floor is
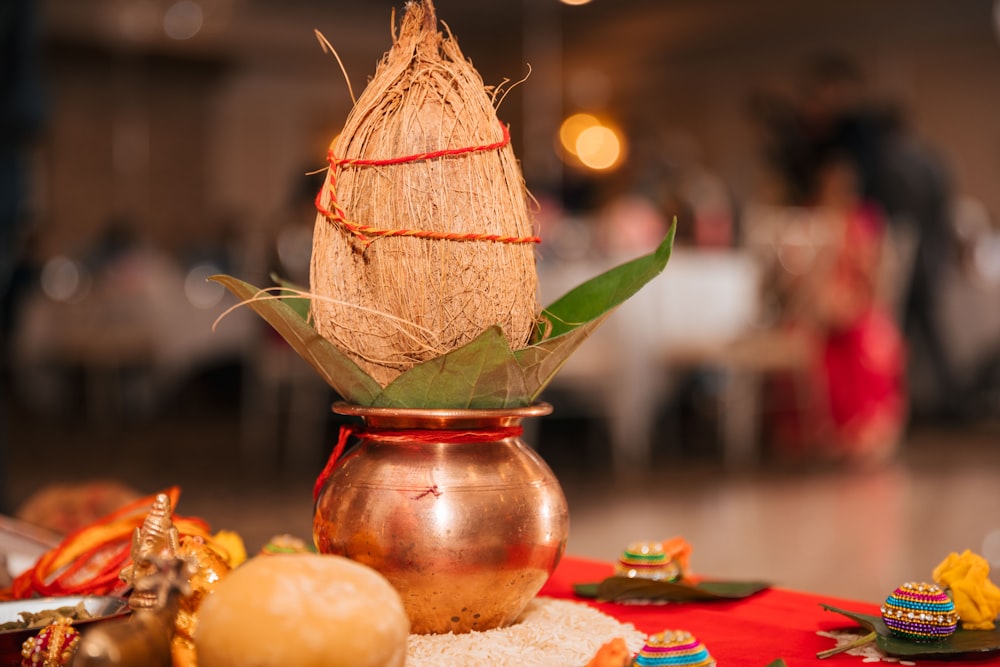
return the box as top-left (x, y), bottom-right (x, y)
top-left (3, 367), bottom-right (999, 604)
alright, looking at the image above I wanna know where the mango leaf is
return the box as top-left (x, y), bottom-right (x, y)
top-left (515, 313), bottom-right (612, 403)
top-left (210, 228), bottom-right (675, 409)
top-left (373, 326), bottom-right (529, 409)
top-left (374, 228), bottom-right (674, 406)
top-left (533, 222), bottom-right (675, 341)
top-left (574, 576), bottom-right (770, 603)
top-left (516, 224), bottom-right (674, 402)
top-left (821, 604), bottom-right (1000, 658)
top-left (210, 275), bottom-right (381, 405)
top-left (268, 272), bottom-right (310, 320)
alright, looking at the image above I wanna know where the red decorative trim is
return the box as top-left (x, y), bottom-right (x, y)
top-left (315, 121), bottom-right (541, 247)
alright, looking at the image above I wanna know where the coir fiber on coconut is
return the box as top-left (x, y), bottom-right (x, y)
top-left (311, 0), bottom-right (539, 387)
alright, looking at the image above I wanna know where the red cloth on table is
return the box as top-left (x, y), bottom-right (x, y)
top-left (540, 556), bottom-right (1000, 666)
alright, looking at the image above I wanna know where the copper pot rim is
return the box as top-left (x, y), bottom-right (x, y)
top-left (332, 401), bottom-right (553, 422)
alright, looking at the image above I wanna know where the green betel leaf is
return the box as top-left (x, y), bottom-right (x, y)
top-left (577, 576), bottom-right (770, 603)
top-left (693, 580), bottom-right (773, 598)
top-left (210, 275), bottom-right (382, 405)
top-left (819, 605), bottom-right (887, 636)
top-left (374, 326), bottom-right (529, 409)
top-left (821, 604), bottom-right (1000, 659)
top-left (572, 582), bottom-right (601, 598)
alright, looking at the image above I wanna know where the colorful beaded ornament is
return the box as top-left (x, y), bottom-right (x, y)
top-left (20, 617), bottom-right (80, 667)
top-left (615, 542), bottom-right (681, 581)
top-left (633, 629), bottom-right (715, 667)
top-left (880, 582), bottom-right (959, 642)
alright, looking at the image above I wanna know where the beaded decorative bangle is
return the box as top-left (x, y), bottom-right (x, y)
top-left (634, 629), bottom-right (716, 667)
top-left (615, 541), bottom-right (681, 582)
top-left (21, 617), bottom-right (80, 667)
top-left (880, 582), bottom-right (959, 642)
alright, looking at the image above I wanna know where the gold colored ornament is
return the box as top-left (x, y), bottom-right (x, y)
top-left (75, 498), bottom-right (200, 667)
top-left (72, 609), bottom-right (173, 667)
top-left (119, 493), bottom-right (181, 612)
top-left (20, 617), bottom-right (80, 667)
top-left (74, 555), bottom-right (196, 667)
top-left (173, 535), bottom-right (232, 654)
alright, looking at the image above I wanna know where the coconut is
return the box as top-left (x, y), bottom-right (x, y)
top-left (310, 0), bottom-right (538, 387)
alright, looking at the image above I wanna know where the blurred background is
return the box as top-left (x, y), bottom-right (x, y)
top-left (2, 0), bottom-right (1000, 601)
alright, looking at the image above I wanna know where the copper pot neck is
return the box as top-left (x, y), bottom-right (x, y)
top-left (331, 402), bottom-right (552, 430)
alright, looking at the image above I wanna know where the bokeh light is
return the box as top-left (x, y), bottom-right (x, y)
top-left (41, 256), bottom-right (91, 303)
top-left (575, 124), bottom-right (623, 170)
top-left (163, 0), bottom-right (204, 41)
top-left (184, 263), bottom-right (226, 309)
top-left (558, 113), bottom-right (625, 171)
top-left (558, 113), bottom-right (599, 157)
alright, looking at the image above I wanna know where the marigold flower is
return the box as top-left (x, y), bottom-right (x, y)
top-left (209, 529), bottom-right (248, 568)
top-left (932, 550), bottom-right (1000, 630)
top-left (662, 536), bottom-right (693, 578)
top-left (584, 637), bottom-right (631, 667)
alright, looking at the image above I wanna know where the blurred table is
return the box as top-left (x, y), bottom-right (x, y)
top-left (10, 249), bottom-right (256, 422)
top-left (541, 556), bottom-right (1000, 665)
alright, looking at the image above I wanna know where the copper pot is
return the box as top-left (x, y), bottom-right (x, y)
top-left (312, 402), bottom-right (569, 635)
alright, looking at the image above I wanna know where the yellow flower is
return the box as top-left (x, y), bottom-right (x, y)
top-left (208, 529), bottom-right (248, 568)
top-left (932, 550), bottom-right (1000, 630)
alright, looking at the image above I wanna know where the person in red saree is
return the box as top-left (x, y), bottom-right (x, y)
top-left (768, 155), bottom-right (907, 466)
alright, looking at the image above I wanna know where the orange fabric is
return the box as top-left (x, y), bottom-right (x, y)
top-left (2, 487), bottom-right (219, 600)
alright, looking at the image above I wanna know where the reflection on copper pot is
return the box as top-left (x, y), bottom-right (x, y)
top-left (313, 402), bottom-right (569, 635)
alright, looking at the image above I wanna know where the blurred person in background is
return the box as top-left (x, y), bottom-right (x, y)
top-left (747, 52), bottom-right (884, 209)
top-left (767, 153), bottom-right (907, 466)
top-left (751, 51), bottom-right (963, 435)
top-left (750, 53), bottom-right (914, 465)
top-left (877, 105), bottom-right (965, 421)
top-left (1, 0), bottom-right (47, 513)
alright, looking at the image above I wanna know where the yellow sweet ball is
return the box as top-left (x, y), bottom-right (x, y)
top-left (194, 553), bottom-right (409, 667)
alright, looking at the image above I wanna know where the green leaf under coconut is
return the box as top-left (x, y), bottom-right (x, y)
top-left (516, 313), bottom-right (612, 404)
top-left (268, 272), bottom-right (310, 320)
top-left (210, 275), bottom-right (382, 405)
top-left (373, 326), bottom-right (529, 409)
top-left (821, 604), bottom-right (1000, 658)
top-left (210, 228), bottom-right (674, 409)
